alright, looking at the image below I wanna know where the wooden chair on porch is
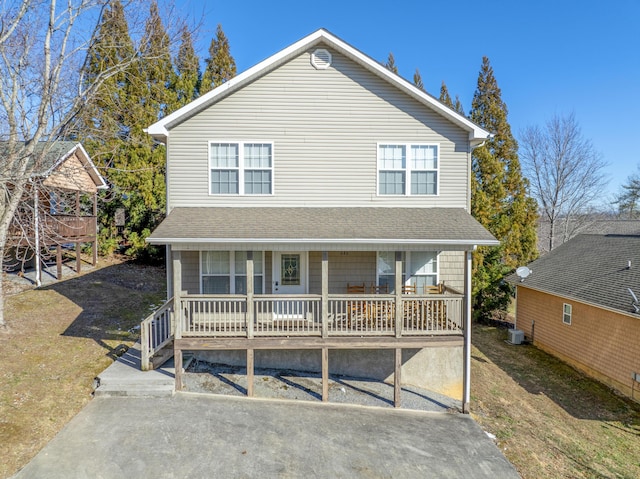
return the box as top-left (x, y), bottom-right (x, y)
top-left (370, 284), bottom-right (388, 294)
top-left (347, 283), bottom-right (366, 293)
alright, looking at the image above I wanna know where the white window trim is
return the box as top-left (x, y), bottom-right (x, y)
top-left (376, 142), bottom-right (440, 197)
top-left (563, 303), bottom-right (572, 325)
top-left (208, 141), bottom-right (274, 196)
top-left (200, 251), bottom-right (265, 294)
top-left (376, 251), bottom-right (439, 292)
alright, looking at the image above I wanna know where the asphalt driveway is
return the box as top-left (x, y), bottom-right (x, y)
top-left (12, 393), bottom-right (519, 478)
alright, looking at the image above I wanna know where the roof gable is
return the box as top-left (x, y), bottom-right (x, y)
top-left (513, 234), bottom-right (640, 316)
top-left (146, 29), bottom-right (490, 144)
top-left (1, 141), bottom-right (107, 190)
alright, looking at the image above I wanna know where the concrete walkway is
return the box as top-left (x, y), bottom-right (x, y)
top-left (95, 342), bottom-right (175, 397)
top-left (12, 394), bottom-right (519, 479)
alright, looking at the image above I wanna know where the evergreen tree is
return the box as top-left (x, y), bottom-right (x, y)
top-left (79, 0), bottom-right (135, 144)
top-left (439, 81), bottom-right (453, 108)
top-left (172, 25), bottom-right (200, 108)
top-left (201, 24), bottom-right (236, 94)
top-left (77, 0), bottom-right (137, 254)
top-left (79, 0), bottom-right (174, 261)
top-left (413, 69), bottom-right (424, 91)
top-left (469, 56), bottom-right (538, 320)
top-left (453, 95), bottom-right (465, 116)
top-left (614, 165), bottom-right (640, 218)
top-left (385, 52), bottom-right (398, 74)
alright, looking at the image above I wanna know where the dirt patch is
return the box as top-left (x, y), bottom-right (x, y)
top-left (183, 360), bottom-right (459, 412)
top-left (0, 257), bottom-right (166, 478)
top-left (471, 324), bottom-right (640, 478)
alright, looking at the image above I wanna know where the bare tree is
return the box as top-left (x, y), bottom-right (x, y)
top-left (0, 0), bottom-right (176, 330)
top-left (520, 113), bottom-right (608, 252)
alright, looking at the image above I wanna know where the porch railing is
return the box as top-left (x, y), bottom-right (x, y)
top-left (140, 298), bottom-right (174, 370)
top-left (177, 293), bottom-right (463, 338)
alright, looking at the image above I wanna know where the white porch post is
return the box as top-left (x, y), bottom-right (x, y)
top-left (394, 251), bottom-right (403, 338)
top-left (246, 251), bottom-right (254, 339)
top-left (172, 249), bottom-right (183, 391)
top-left (463, 250), bottom-right (472, 413)
top-left (172, 250), bottom-right (182, 339)
top-left (321, 251), bottom-right (328, 339)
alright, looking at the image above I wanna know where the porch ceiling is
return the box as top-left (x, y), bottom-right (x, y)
top-left (147, 207), bottom-right (498, 251)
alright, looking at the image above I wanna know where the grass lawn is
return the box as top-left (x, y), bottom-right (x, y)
top-left (472, 325), bottom-right (640, 478)
top-left (1, 259), bottom-right (639, 478)
top-left (0, 257), bottom-right (166, 478)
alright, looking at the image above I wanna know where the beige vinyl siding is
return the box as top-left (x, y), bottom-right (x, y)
top-left (308, 251), bottom-right (376, 294)
top-left (438, 251), bottom-right (464, 292)
top-left (167, 45), bottom-right (469, 210)
top-left (181, 250), bottom-right (199, 294)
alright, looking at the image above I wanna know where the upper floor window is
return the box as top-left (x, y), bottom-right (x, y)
top-left (377, 143), bottom-right (438, 196)
top-left (209, 142), bottom-right (273, 195)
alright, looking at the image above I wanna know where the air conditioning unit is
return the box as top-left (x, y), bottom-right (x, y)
top-left (508, 329), bottom-right (524, 345)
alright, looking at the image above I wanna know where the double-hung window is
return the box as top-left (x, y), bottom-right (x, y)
top-left (377, 251), bottom-right (438, 293)
top-left (201, 251), bottom-right (264, 294)
top-left (562, 303), bottom-right (572, 325)
top-left (378, 143), bottom-right (438, 195)
top-left (209, 142), bottom-right (273, 195)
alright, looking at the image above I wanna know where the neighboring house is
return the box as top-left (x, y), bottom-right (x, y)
top-left (537, 217), bottom-right (640, 255)
top-left (142, 29), bottom-right (498, 411)
top-left (511, 234), bottom-right (640, 403)
top-left (4, 142), bottom-right (107, 283)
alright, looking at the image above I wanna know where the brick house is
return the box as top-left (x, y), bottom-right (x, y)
top-left (512, 234), bottom-right (640, 402)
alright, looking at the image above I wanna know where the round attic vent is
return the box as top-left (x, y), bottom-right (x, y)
top-left (311, 48), bottom-right (332, 69)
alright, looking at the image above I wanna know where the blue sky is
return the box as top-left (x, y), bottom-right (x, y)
top-left (177, 0), bottom-right (639, 203)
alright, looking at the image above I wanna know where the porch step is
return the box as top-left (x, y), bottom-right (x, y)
top-left (95, 342), bottom-right (176, 398)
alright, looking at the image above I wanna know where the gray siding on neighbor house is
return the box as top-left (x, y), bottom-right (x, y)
top-left (166, 45), bottom-right (470, 210)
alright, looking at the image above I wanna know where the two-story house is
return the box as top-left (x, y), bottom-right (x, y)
top-left (142, 29), bottom-right (498, 412)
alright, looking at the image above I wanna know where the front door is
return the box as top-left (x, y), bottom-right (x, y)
top-left (273, 252), bottom-right (307, 295)
top-left (272, 252), bottom-right (308, 320)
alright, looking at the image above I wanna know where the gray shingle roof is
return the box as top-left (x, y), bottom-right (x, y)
top-left (512, 234), bottom-right (640, 315)
top-left (147, 207), bottom-right (498, 248)
top-left (0, 141), bottom-right (78, 175)
top-left (537, 219), bottom-right (640, 254)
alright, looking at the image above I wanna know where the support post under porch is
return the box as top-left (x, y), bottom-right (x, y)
top-left (462, 250), bottom-right (472, 413)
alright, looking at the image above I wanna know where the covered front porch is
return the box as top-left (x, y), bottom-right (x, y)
top-left (142, 207), bottom-right (498, 411)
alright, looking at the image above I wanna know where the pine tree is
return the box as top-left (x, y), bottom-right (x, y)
top-left (201, 24), bottom-right (236, 94)
top-left (79, 0), bottom-right (174, 261)
top-left (614, 166), bottom-right (640, 218)
top-left (79, 0), bottom-right (135, 144)
top-left (413, 69), bottom-right (424, 91)
top-left (77, 0), bottom-right (137, 254)
top-left (439, 81), bottom-right (453, 108)
top-left (453, 95), bottom-right (465, 116)
top-left (172, 25), bottom-right (200, 108)
top-left (110, 0), bottom-right (172, 251)
top-left (385, 52), bottom-right (398, 74)
top-left (469, 56), bottom-right (538, 320)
